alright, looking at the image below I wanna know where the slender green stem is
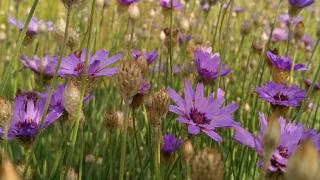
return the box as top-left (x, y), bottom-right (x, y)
top-left (119, 99), bottom-right (130, 180)
top-left (286, 19), bottom-right (292, 56)
top-left (154, 124), bottom-right (161, 180)
top-left (132, 110), bottom-right (144, 179)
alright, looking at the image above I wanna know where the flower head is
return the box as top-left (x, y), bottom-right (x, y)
top-left (266, 51), bottom-right (307, 71)
top-left (58, 49), bottom-right (122, 78)
top-left (194, 47), bottom-right (231, 81)
top-left (160, 0), bottom-right (183, 10)
top-left (234, 113), bottom-right (305, 172)
top-left (167, 80), bottom-right (239, 142)
top-left (256, 81), bottom-right (305, 107)
top-left (8, 16), bottom-right (52, 37)
top-left (20, 55), bottom-right (58, 77)
top-left (0, 91), bottom-right (62, 140)
top-left (131, 50), bottom-right (158, 65)
top-left (288, 0), bottom-right (314, 8)
top-left (161, 134), bottom-right (182, 156)
top-left (118, 0), bottom-right (138, 6)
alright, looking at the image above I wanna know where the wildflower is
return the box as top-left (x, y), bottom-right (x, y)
top-left (178, 34), bottom-right (192, 46)
top-left (20, 55), bottom-right (58, 77)
top-left (117, 0), bottom-right (139, 6)
top-left (160, 0), bottom-right (183, 11)
top-left (234, 113), bottom-right (305, 173)
top-left (191, 148), bottom-right (224, 180)
top-left (131, 50), bottom-right (158, 65)
top-left (200, 0), bottom-right (218, 13)
top-left (278, 13), bottom-right (303, 27)
top-left (58, 49), bottom-right (122, 78)
top-left (161, 134), bottom-right (182, 157)
top-left (256, 81), bottom-right (305, 108)
top-left (288, 0), bottom-right (314, 17)
top-left (0, 92), bottom-right (62, 140)
top-left (131, 79), bottom-right (151, 110)
top-left (194, 47), bottom-right (231, 82)
top-left (264, 27), bottom-right (288, 43)
top-left (167, 80), bottom-right (239, 141)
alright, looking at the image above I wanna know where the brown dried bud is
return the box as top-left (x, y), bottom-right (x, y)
top-left (63, 81), bottom-right (81, 115)
top-left (104, 111), bottom-right (124, 130)
top-left (286, 140), bottom-right (320, 180)
top-left (0, 97), bottom-right (12, 128)
top-left (293, 21), bottom-right (305, 41)
top-left (0, 150), bottom-right (20, 180)
top-left (191, 148), bottom-right (224, 180)
top-left (116, 60), bottom-right (142, 99)
top-left (145, 89), bottom-right (170, 126)
top-left (182, 139), bottom-right (194, 163)
top-left (240, 20), bottom-right (252, 37)
top-left (135, 58), bottom-right (148, 76)
top-left (262, 115), bottom-right (280, 165)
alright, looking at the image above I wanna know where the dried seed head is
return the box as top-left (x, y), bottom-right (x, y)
top-left (85, 154), bottom-right (96, 164)
top-left (62, 0), bottom-right (88, 10)
top-left (63, 81), bottom-right (81, 115)
top-left (104, 111), bottom-right (124, 130)
top-left (262, 115), bottom-right (280, 165)
top-left (66, 167), bottom-right (78, 180)
top-left (128, 4), bottom-right (140, 21)
top-left (116, 60), bottom-right (143, 99)
top-left (145, 89), bottom-right (170, 126)
top-left (135, 58), bottom-right (148, 76)
top-left (0, 150), bottom-right (20, 180)
top-left (182, 139), bottom-right (194, 163)
top-left (286, 140), bottom-right (320, 180)
top-left (240, 20), bottom-right (252, 37)
top-left (191, 148), bottom-right (224, 180)
top-left (0, 97), bottom-right (12, 128)
top-left (53, 18), bottom-right (79, 50)
top-left (293, 21), bottom-right (305, 41)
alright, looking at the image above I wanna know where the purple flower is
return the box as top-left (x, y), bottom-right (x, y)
top-left (178, 35), bottom-right (192, 45)
top-left (289, 0), bottom-right (314, 8)
top-left (58, 49), bottom-right (122, 78)
top-left (8, 16), bottom-right (52, 37)
top-left (266, 51), bottom-right (307, 71)
top-left (278, 13), bottom-right (303, 26)
top-left (304, 79), bottom-right (320, 90)
top-left (194, 47), bottom-right (231, 81)
top-left (38, 85), bottom-right (64, 114)
top-left (160, 0), bottom-right (183, 10)
top-left (234, 113), bottom-right (305, 172)
top-left (161, 134), bottom-right (182, 155)
top-left (256, 81), bottom-right (305, 107)
top-left (167, 80), bottom-right (239, 142)
top-left (264, 27), bottom-right (288, 42)
top-left (301, 34), bottom-right (315, 51)
top-left (131, 50), bottom-right (158, 65)
top-left (137, 79), bottom-right (151, 95)
top-left (20, 55), bottom-right (58, 77)
top-left (0, 92), bottom-right (62, 140)
top-left (117, 0), bottom-right (138, 6)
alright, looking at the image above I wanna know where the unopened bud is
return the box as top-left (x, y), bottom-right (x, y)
top-left (0, 97), bottom-right (12, 128)
top-left (182, 139), bottom-right (194, 163)
top-left (85, 154), bottom-right (96, 164)
top-left (145, 89), bottom-right (170, 126)
top-left (262, 115), bottom-right (280, 166)
top-left (128, 4), bottom-right (140, 21)
top-left (286, 140), bottom-right (320, 180)
top-left (191, 148), bottom-right (224, 180)
top-left (293, 21), bottom-right (305, 41)
top-left (62, 0), bottom-right (88, 10)
top-left (116, 60), bottom-right (142, 99)
top-left (240, 20), bottom-right (252, 37)
top-left (104, 111), bottom-right (124, 130)
top-left (179, 17), bottom-right (190, 32)
top-left (63, 81), bottom-right (81, 115)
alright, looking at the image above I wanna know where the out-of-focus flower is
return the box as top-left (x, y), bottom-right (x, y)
top-left (256, 81), bottom-right (305, 107)
top-left (304, 79), bottom-right (320, 90)
top-left (118, 0), bottom-right (138, 6)
top-left (20, 55), bottom-right (58, 77)
top-left (200, 0), bottom-right (218, 13)
top-left (0, 92), bottom-right (62, 140)
top-left (8, 16), bottom-right (52, 37)
top-left (167, 80), bottom-right (239, 141)
top-left (160, 0), bottom-right (183, 11)
top-left (178, 34), bottom-right (192, 45)
top-left (266, 51), bottom-right (307, 71)
top-left (264, 27), bottom-right (288, 42)
top-left (161, 134), bottom-right (182, 156)
top-left (194, 46), bottom-right (231, 81)
top-left (131, 50), bottom-right (158, 65)
top-left (58, 49), bottom-right (122, 78)
top-left (234, 113), bottom-right (305, 173)
top-left (288, 0), bottom-right (314, 17)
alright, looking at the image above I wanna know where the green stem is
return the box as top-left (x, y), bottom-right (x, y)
top-left (286, 19), bottom-right (292, 56)
top-left (154, 124), bottom-right (161, 180)
top-left (119, 99), bottom-right (130, 180)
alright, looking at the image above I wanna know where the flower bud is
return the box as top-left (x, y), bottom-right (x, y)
top-left (116, 60), bottom-right (142, 99)
top-left (286, 140), bottom-right (319, 180)
top-left (145, 89), bottom-right (170, 126)
top-left (179, 17), bottom-right (190, 32)
top-left (293, 21), bottom-right (305, 41)
top-left (240, 20), bottom-right (252, 37)
top-left (0, 97), bottom-right (12, 128)
top-left (191, 148), bottom-right (224, 180)
top-left (53, 18), bottom-right (79, 50)
top-left (85, 154), bottom-right (96, 164)
top-left (182, 139), bottom-right (194, 163)
top-left (62, 0), bottom-right (88, 10)
top-left (128, 4), bottom-right (140, 21)
top-left (63, 81), bottom-right (81, 115)
top-left (135, 58), bottom-right (148, 76)
top-left (104, 111), bottom-right (124, 130)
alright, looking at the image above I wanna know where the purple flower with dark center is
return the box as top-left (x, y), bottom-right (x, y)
top-left (58, 49), bottom-right (123, 78)
top-left (167, 80), bottom-right (239, 141)
top-left (131, 50), bottom-right (158, 65)
top-left (256, 81), bottom-right (305, 107)
top-left (194, 47), bottom-right (231, 81)
top-left (234, 113), bottom-right (305, 172)
top-left (288, 0), bottom-right (314, 8)
top-left (8, 16), bottom-right (52, 37)
top-left (304, 79), bottom-right (320, 90)
top-left (117, 0), bottom-right (138, 6)
top-left (160, 0), bottom-right (183, 10)
top-left (0, 92), bottom-right (62, 140)
top-left (266, 51), bottom-right (307, 71)
top-left (20, 55), bottom-right (58, 77)
top-left (161, 134), bottom-right (182, 156)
